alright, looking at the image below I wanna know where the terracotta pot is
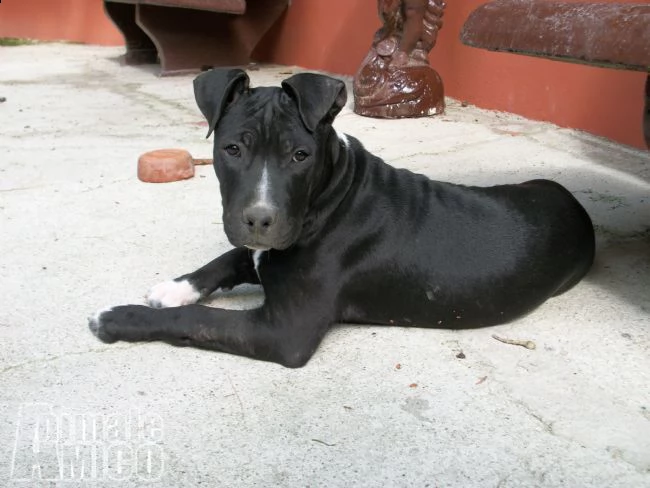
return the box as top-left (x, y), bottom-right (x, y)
top-left (137, 149), bottom-right (195, 183)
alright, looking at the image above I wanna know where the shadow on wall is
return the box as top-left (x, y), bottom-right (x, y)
top-left (253, 0), bottom-right (379, 75)
top-left (321, 1), bottom-right (381, 76)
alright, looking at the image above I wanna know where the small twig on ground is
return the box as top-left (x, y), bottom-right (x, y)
top-left (311, 439), bottom-right (336, 447)
top-left (492, 334), bottom-right (536, 350)
top-left (192, 158), bottom-right (213, 165)
top-left (0, 185), bottom-right (45, 192)
top-left (226, 373), bottom-right (245, 420)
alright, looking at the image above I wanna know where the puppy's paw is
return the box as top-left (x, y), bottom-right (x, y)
top-left (146, 279), bottom-right (201, 308)
top-left (88, 305), bottom-right (159, 343)
top-left (88, 307), bottom-right (119, 344)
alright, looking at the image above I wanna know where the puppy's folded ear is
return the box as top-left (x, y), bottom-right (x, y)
top-left (282, 73), bottom-right (347, 132)
top-left (193, 69), bottom-right (250, 138)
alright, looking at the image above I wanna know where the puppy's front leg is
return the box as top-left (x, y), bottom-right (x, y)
top-left (147, 247), bottom-right (260, 308)
top-left (89, 304), bottom-right (330, 368)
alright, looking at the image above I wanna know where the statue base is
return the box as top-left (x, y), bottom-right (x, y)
top-left (353, 48), bottom-right (445, 119)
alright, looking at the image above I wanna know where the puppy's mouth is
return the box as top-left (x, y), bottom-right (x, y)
top-left (245, 245), bottom-right (271, 251)
top-left (242, 236), bottom-right (293, 251)
top-left (232, 233), bottom-right (294, 251)
top-left (224, 215), bottom-right (299, 251)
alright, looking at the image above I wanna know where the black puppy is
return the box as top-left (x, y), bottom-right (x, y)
top-left (89, 69), bottom-right (595, 367)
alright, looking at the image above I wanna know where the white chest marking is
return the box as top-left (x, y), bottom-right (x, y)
top-left (335, 128), bottom-right (350, 148)
top-left (253, 250), bottom-right (265, 281)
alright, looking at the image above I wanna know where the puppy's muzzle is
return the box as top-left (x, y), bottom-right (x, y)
top-left (242, 204), bottom-right (278, 234)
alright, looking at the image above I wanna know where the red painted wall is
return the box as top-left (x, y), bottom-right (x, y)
top-left (0, 0), bottom-right (645, 148)
top-left (429, 0), bottom-right (647, 150)
top-left (256, 0), bottom-right (647, 149)
top-left (0, 0), bottom-right (123, 45)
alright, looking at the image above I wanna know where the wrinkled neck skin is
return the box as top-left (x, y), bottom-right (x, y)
top-left (294, 125), bottom-right (356, 249)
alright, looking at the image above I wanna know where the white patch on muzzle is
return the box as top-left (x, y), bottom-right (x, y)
top-left (254, 163), bottom-right (273, 208)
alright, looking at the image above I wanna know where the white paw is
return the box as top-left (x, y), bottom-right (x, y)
top-left (146, 279), bottom-right (201, 308)
top-left (88, 307), bottom-right (116, 343)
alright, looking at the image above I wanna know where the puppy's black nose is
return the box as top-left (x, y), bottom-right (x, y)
top-left (242, 205), bottom-right (278, 232)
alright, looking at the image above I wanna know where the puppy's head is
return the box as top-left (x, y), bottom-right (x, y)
top-left (193, 69), bottom-right (347, 250)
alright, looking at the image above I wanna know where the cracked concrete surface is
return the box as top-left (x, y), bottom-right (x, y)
top-left (1, 44), bottom-right (649, 487)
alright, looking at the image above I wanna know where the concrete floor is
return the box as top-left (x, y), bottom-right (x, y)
top-left (1, 44), bottom-right (649, 487)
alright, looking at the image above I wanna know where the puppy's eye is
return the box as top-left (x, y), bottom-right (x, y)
top-left (292, 150), bottom-right (309, 162)
top-left (224, 144), bottom-right (241, 157)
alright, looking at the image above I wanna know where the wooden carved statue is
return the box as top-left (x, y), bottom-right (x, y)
top-left (354, 0), bottom-right (446, 118)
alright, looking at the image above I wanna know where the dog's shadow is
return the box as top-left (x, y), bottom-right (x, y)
top-left (586, 234), bottom-right (650, 316)
top-left (567, 138), bottom-right (649, 316)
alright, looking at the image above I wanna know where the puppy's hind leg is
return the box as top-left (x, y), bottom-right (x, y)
top-left (146, 247), bottom-right (260, 308)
